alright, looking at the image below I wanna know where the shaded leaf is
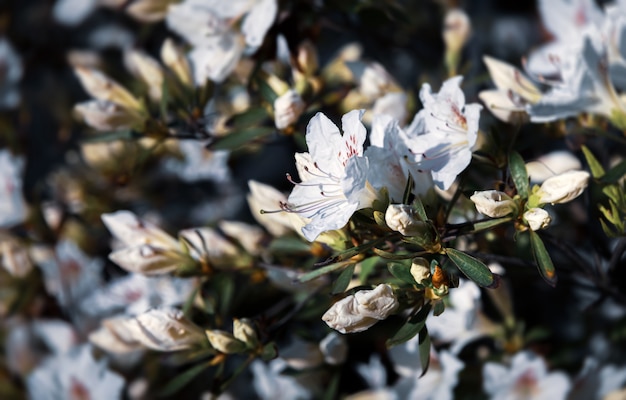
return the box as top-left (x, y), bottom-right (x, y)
top-left (159, 361), bottom-right (211, 397)
top-left (432, 300), bottom-right (445, 317)
top-left (412, 197), bottom-right (428, 221)
top-left (332, 264), bottom-right (356, 294)
top-left (388, 261), bottom-right (418, 285)
top-left (602, 159), bottom-right (626, 184)
top-left (529, 230), bottom-right (557, 287)
top-left (298, 262), bottom-right (351, 283)
top-left (418, 326), bottom-right (431, 377)
top-left (226, 106), bottom-right (269, 129)
top-left (581, 145), bottom-right (605, 179)
top-left (268, 237), bottom-right (312, 254)
top-left (386, 303), bottom-right (431, 348)
top-left (358, 256), bottom-right (381, 283)
top-left (446, 248), bottom-right (494, 287)
top-left (211, 127), bottom-right (275, 151)
top-left (261, 342), bottom-right (278, 361)
top-left (509, 151), bottom-right (529, 198)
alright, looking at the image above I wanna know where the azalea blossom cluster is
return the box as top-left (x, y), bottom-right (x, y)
top-left (2, 0), bottom-right (626, 399)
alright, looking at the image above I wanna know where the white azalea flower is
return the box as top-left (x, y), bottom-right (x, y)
top-left (53, 0), bottom-right (98, 26)
top-left (537, 170), bottom-right (590, 204)
top-left (524, 208), bottom-right (552, 231)
top-left (163, 140), bottom-right (231, 183)
top-left (470, 190), bottom-right (517, 218)
top-left (0, 149), bottom-right (27, 228)
top-left (365, 114), bottom-right (433, 201)
top-left (527, 0), bottom-right (603, 77)
top-left (27, 344), bottom-right (125, 400)
top-left (284, 110), bottom-right (380, 241)
top-left (274, 89), bottom-right (305, 130)
top-left (483, 351), bottom-right (572, 400)
top-left (405, 76), bottom-right (482, 190)
top-left (319, 332), bottom-right (348, 365)
top-left (251, 358), bottom-right (313, 400)
top-left (166, 0), bottom-right (277, 83)
top-left (525, 150), bottom-right (582, 183)
top-left (74, 99), bottom-right (145, 131)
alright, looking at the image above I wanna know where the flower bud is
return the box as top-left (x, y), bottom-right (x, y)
top-left (121, 308), bottom-right (205, 351)
top-left (74, 100), bottom-right (145, 131)
top-left (443, 9), bottom-right (471, 56)
top-left (0, 236), bottom-right (33, 278)
top-left (74, 66), bottom-right (143, 112)
top-left (206, 330), bottom-right (247, 354)
top-left (523, 208), bottom-right (551, 231)
top-left (124, 49), bottom-right (164, 101)
top-left (101, 210), bottom-right (180, 249)
top-left (296, 40), bottom-right (319, 77)
top-left (161, 38), bottom-right (193, 87)
top-left (385, 204), bottom-right (423, 236)
top-left (126, 0), bottom-right (177, 22)
top-left (233, 318), bottom-right (258, 347)
top-left (274, 89), bottom-right (305, 130)
top-left (359, 62), bottom-right (396, 101)
top-left (108, 243), bottom-right (190, 275)
top-left (322, 284), bottom-right (399, 334)
top-left (410, 257), bottom-right (431, 285)
top-left (470, 190), bottom-right (517, 218)
top-left (537, 170), bottom-right (590, 204)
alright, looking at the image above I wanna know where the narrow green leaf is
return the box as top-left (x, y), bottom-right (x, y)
top-left (255, 77), bottom-right (279, 104)
top-left (323, 370), bottom-right (341, 400)
top-left (602, 159), bottom-right (626, 184)
top-left (159, 361), bottom-right (211, 397)
top-left (388, 262), bottom-right (418, 285)
top-left (358, 256), bottom-right (381, 283)
top-left (298, 262), bottom-right (351, 283)
top-left (386, 303), bottom-right (431, 348)
top-left (159, 79), bottom-right (169, 121)
top-left (211, 127), bottom-right (275, 151)
top-left (268, 236), bottom-right (311, 254)
top-left (412, 197), bottom-right (428, 221)
top-left (261, 342), bottom-right (278, 361)
top-left (446, 248), bottom-right (494, 287)
top-left (226, 106), bottom-right (269, 129)
top-left (418, 326), bottom-right (431, 377)
top-left (332, 264), bottom-right (356, 294)
top-left (581, 145), bottom-right (606, 179)
top-left (509, 151), bottom-right (529, 198)
top-left (472, 217), bottom-right (513, 232)
top-left (402, 174), bottom-right (414, 204)
top-left (373, 248), bottom-right (425, 260)
top-left (529, 230), bottom-right (557, 287)
top-left (432, 301), bottom-right (445, 317)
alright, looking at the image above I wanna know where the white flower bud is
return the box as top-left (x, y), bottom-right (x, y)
top-left (470, 190), bottom-right (517, 218)
top-left (0, 236), bottom-right (33, 278)
top-left (233, 318), bottom-right (258, 347)
top-left (538, 170), bottom-right (590, 204)
top-left (523, 208), bottom-right (551, 231)
top-left (443, 9), bottom-right (471, 55)
top-left (319, 332), bottom-right (347, 365)
top-left (206, 330), bottom-right (247, 354)
top-left (273, 89), bottom-right (305, 130)
top-left (160, 38), bottom-right (193, 87)
top-left (102, 210), bottom-right (179, 249)
top-left (108, 243), bottom-right (188, 275)
top-left (296, 40), bottom-right (319, 77)
top-left (74, 66), bottom-right (144, 112)
top-left (410, 257), bottom-right (431, 285)
top-left (322, 284), bottom-right (399, 334)
top-left (359, 62), bottom-right (395, 100)
top-left (121, 308), bottom-right (205, 351)
top-left (126, 0), bottom-right (177, 22)
top-left (74, 100), bottom-right (145, 131)
top-left (526, 151), bottom-right (581, 183)
top-left (124, 49), bottom-right (164, 101)
top-left (385, 204), bottom-right (427, 236)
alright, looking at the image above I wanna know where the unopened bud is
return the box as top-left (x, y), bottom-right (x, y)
top-left (233, 318), bottom-right (258, 347)
top-left (470, 190), bottom-right (517, 218)
top-left (74, 66), bottom-right (143, 112)
top-left (126, 0), bottom-right (178, 22)
top-left (206, 330), bottom-right (247, 354)
top-left (74, 100), bottom-right (145, 131)
top-left (296, 40), bottom-right (319, 77)
top-left (537, 170), bottom-right (590, 204)
top-left (410, 257), bottom-right (431, 285)
top-left (161, 38), bottom-right (193, 87)
top-left (443, 9), bottom-right (471, 55)
top-left (385, 204), bottom-right (422, 236)
top-left (523, 208), bottom-right (551, 231)
top-left (124, 49), bottom-right (164, 101)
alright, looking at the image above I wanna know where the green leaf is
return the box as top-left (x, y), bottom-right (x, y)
top-left (402, 174), bottom-right (414, 204)
top-left (386, 303), bottom-right (431, 348)
top-left (255, 77), bottom-right (279, 104)
top-left (412, 197), bottom-right (428, 221)
top-left (509, 151), bottom-right (529, 198)
top-left (332, 264), bottom-right (356, 294)
top-left (323, 371), bottom-right (341, 400)
top-left (211, 127), bottom-right (275, 150)
top-left (388, 261), bottom-right (418, 285)
top-left (446, 248), bottom-right (494, 287)
top-left (159, 361), bottom-right (211, 397)
top-left (472, 217), bottom-right (513, 232)
top-left (602, 159), bottom-right (626, 184)
top-left (373, 248), bottom-right (424, 260)
top-left (418, 326), bottom-right (431, 377)
top-left (268, 236), bottom-right (311, 254)
top-left (529, 230), bottom-right (557, 287)
top-left (226, 106), bottom-right (269, 129)
top-left (432, 300), bottom-right (445, 317)
top-left (298, 262), bottom-right (352, 283)
top-left (582, 145), bottom-right (606, 179)
top-left (261, 342), bottom-right (278, 361)
top-left (358, 256), bottom-right (381, 283)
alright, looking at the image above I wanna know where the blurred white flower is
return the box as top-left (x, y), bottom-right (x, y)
top-left (124, 49), bottom-right (164, 101)
top-left (470, 190), bottom-right (517, 218)
top-left (319, 332), bottom-right (347, 365)
top-left (524, 208), bottom-right (552, 231)
top-left (74, 100), bottom-right (145, 131)
top-left (167, 0), bottom-right (277, 83)
top-left (125, 0), bottom-right (178, 22)
top-left (274, 89), bottom-right (305, 130)
top-left (537, 170), bottom-right (590, 204)
top-left (526, 150), bottom-right (582, 183)
top-left (247, 180), bottom-right (298, 237)
top-left (163, 140), bottom-right (231, 183)
top-left (0, 234), bottom-right (32, 277)
top-left (53, 0), bottom-right (98, 26)
top-left (284, 110), bottom-right (379, 241)
top-left (278, 337), bottom-right (324, 370)
top-left (322, 284), bottom-right (399, 334)
top-left (0, 37), bottom-right (23, 109)
top-left (251, 359), bottom-right (313, 400)
top-left (405, 76), bottom-right (482, 190)
top-left (443, 8), bottom-right (471, 56)
top-left (161, 38), bottom-right (194, 87)
top-left (570, 358), bottom-right (626, 400)
top-left (27, 344), bottom-right (125, 400)
top-left (483, 351), bottom-right (572, 400)
top-left (0, 149), bottom-right (27, 227)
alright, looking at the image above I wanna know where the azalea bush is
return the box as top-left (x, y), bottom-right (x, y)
top-left (2, 0), bottom-right (626, 399)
